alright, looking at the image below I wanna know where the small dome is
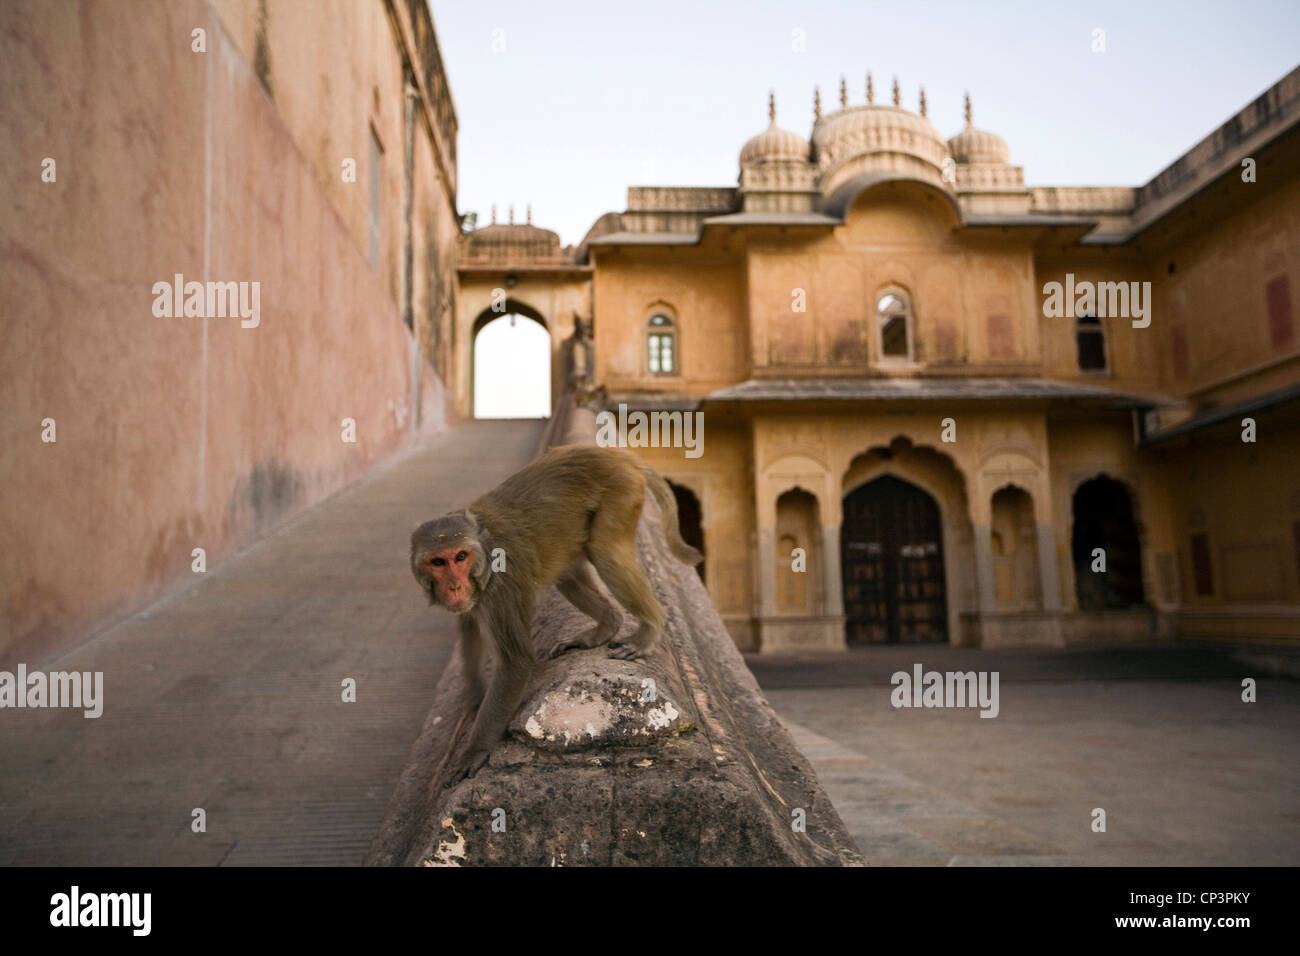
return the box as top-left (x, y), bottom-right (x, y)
top-left (946, 94), bottom-right (1010, 164)
top-left (464, 220), bottom-right (563, 261)
top-left (947, 124), bottom-right (1010, 164)
top-left (471, 222), bottom-right (555, 241)
top-left (740, 119), bottom-right (810, 166)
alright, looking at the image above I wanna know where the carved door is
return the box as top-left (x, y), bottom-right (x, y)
top-left (841, 475), bottom-right (947, 644)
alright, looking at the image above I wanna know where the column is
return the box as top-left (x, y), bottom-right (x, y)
top-left (820, 525), bottom-right (843, 617)
top-left (757, 527), bottom-right (777, 618)
top-left (973, 523), bottom-right (997, 612)
top-left (1036, 523), bottom-right (1062, 611)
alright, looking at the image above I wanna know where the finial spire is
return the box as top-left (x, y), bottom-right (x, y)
top-left (508, 204), bottom-right (514, 224)
top-left (491, 203), bottom-right (497, 225)
top-left (813, 85), bottom-right (821, 121)
top-left (839, 75), bottom-right (847, 108)
top-left (866, 72), bottom-right (874, 104)
top-left (526, 203), bottom-right (532, 224)
top-left (964, 91), bottom-right (972, 126)
top-left (919, 86), bottom-right (927, 117)
top-left (892, 75), bottom-right (900, 107)
top-left (768, 89), bottom-right (776, 124)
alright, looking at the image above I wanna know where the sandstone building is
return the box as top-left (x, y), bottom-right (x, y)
top-left (6, 0), bottom-right (1295, 661)
top-left (459, 69), bottom-right (1300, 652)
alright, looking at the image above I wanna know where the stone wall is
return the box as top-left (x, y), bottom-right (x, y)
top-left (367, 391), bottom-right (862, 866)
top-left (0, 0), bottom-right (447, 660)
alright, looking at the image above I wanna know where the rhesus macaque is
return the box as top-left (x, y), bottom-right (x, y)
top-left (410, 445), bottom-right (702, 783)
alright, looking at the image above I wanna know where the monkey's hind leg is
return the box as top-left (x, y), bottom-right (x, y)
top-left (585, 528), bottom-right (666, 660)
top-left (550, 559), bottom-right (624, 659)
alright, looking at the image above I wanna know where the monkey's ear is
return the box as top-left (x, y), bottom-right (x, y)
top-left (472, 540), bottom-right (492, 591)
top-left (462, 509), bottom-right (480, 531)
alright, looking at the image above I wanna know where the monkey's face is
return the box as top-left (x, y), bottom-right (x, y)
top-left (411, 513), bottom-right (489, 614)
top-left (422, 544), bottom-right (479, 613)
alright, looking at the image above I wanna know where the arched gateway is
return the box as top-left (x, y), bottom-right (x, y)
top-left (841, 475), bottom-right (948, 645)
top-left (471, 301), bottom-right (551, 419)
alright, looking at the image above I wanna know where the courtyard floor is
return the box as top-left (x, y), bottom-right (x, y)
top-left (750, 644), bottom-right (1300, 865)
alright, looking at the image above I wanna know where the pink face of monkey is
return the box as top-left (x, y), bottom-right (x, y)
top-left (422, 544), bottom-right (478, 613)
top-left (411, 513), bottom-right (486, 615)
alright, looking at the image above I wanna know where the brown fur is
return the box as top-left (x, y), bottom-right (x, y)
top-left (409, 445), bottom-right (701, 783)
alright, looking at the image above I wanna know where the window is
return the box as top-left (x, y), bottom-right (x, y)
top-left (877, 291), bottom-right (912, 360)
top-left (647, 314), bottom-right (676, 374)
top-left (1076, 313), bottom-right (1106, 371)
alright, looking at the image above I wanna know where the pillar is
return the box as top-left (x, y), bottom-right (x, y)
top-left (973, 524), bottom-right (997, 612)
top-left (757, 527), bottom-right (777, 618)
top-left (1036, 523), bottom-right (1062, 611)
top-left (820, 525), bottom-right (843, 617)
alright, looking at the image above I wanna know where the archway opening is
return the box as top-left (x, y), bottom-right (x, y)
top-left (841, 475), bottom-right (947, 644)
top-left (667, 480), bottom-right (705, 584)
top-left (776, 488), bottom-right (820, 612)
top-left (473, 311), bottom-right (550, 418)
top-left (1072, 477), bottom-right (1145, 609)
top-left (991, 486), bottom-right (1042, 610)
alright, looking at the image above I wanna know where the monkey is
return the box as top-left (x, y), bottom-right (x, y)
top-left (410, 444), bottom-right (702, 784)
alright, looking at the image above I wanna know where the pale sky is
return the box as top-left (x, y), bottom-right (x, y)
top-left (432, 0), bottom-right (1300, 246)
top-left (473, 314), bottom-right (551, 417)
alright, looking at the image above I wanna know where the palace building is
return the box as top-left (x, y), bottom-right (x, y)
top-left (457, 68), bottom-right (1300, 653)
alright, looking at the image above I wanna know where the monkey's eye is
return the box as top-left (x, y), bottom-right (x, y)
top-left (455, 550), bottom-right (468, 563)
top-left (430, 557), bottom-right (446, 567)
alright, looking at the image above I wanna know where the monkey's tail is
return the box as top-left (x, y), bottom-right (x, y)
top-left (642, 467), bottom-right (704, 566)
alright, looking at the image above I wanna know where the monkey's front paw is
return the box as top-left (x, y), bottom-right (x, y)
top-left (607, 642), bottom-right (644, 660)
top-left (445, 749), bottom-right (490, 787)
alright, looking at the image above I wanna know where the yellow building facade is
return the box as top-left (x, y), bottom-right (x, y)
top-left (459, 69), bottom-right (1300, 653)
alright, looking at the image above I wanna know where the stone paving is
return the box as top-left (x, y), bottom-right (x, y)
top-left (753, 644), bottom-right (1300, 866)
top-left (0, 420), bottom-right (544, 865)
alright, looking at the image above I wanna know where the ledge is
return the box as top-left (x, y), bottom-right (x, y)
top-left (367, 392), bottom-right (863, 866)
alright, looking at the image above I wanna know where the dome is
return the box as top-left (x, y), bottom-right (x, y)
top-left (740, 119), bottom-right (810, 166)
top-left (946, 94), bottom-right (1011, 164)
top-left (811, 104), bottom-right (951, 196)
top-left (947, 124), bottom-right (1010, 164)
top-left (471, 222), bottom-right (556, 242)
top-left (464, 216), bottom-right (563, 262)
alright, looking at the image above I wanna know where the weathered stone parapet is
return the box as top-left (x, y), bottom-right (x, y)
top-left (368, 394), bottom-right (863, 866)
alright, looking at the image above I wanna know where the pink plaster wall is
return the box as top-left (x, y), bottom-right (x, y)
top-left (0, 0), bottom-right (447, 659)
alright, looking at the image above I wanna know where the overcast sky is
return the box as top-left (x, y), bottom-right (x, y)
top-left (430, 0), bottom-right (1299, 246)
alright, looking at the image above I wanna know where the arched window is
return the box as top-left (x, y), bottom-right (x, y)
top-left (1076, 313), bottom-right (1106, 371)
top-left (668, 480), bottom-right (705, 583)
top-left (1072, 477), bottom-right (1144, 609)
top-left (647, 314), bottom-right (676, 375)
top-left (877, 291), bottom-right (912, 361)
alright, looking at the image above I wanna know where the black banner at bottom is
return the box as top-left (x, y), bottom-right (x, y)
top-left (0, 865), bottom-right (1285, 942)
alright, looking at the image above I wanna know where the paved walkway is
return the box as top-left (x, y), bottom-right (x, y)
top-left (0, 420), bottom-right (543, 865)
top-left (753, 644), bottom-right (1300, 865)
